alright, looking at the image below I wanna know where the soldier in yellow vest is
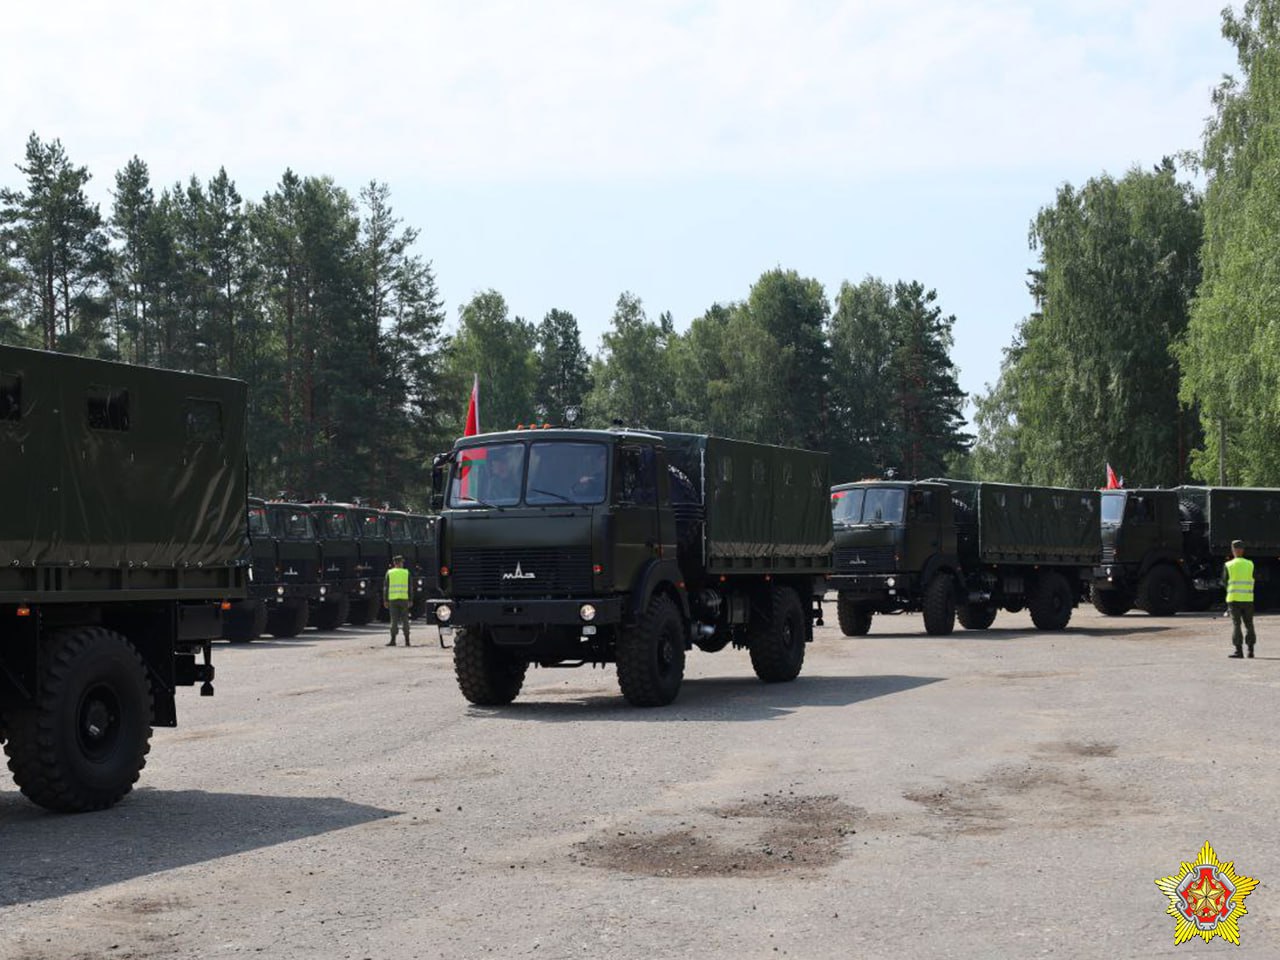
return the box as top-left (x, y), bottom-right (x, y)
top-left (1223, 540), bottom-right (1256, 659)
top-left (385, 555), bottom-right (412, 647)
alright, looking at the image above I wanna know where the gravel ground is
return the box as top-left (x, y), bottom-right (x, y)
top-left (2, 605), bottom-right (1278, 959)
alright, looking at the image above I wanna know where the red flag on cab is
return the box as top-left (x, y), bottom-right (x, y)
top-left (1105, 463), bottom-right (1122, 489)
top-left (464, 373), bottom-right (480, 437)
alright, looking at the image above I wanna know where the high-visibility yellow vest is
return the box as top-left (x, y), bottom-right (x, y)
top-left (1225, 557), bottom-right (1255, 603)
top-left (386, 566), bottom-right (410, 601)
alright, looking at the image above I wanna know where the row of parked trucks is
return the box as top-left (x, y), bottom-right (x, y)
top-left (224, 499), bottom-right (438, 642)
top-left (7, 342), bottom-right (1280, 813)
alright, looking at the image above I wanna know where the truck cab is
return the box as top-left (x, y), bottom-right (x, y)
top-left (406, 512), bottom-right (439, 616)
top-left (1092, 489), bottom-right (1197, 616)
top-left (224, 498), bottom-right (320, 640)
top-left (830, 481), bottom-right (957, 632)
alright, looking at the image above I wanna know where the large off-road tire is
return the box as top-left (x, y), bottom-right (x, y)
top-left (266, 600), bottom-right (309, 638)
top-left (617, 593), bottom-right (686, 706)
top-left (311, 594), bottom-right (350, 632)
top-left (922, 575), bottom-right (957, 636)
top-left (836, 594), bottom-right (872, 637)
top-left (223, 602), bottom-right (267, 643)
top-left (1137, 565), bottom-right (1187, 617)
top-left (1029, 571), bottom-right (1074, 631)
top-left (346, 595), bottom-right (379, 626)
top-left (748, 586), bottom-right (807, 683)
top-left (957, 602), bottom-right (998, 631)
top-left (1090, 586), bottom-right (1133, 617)
top-left (3, 627), bottom-right (153, 813)
top-left (453, 627), bottom-right (528, 706)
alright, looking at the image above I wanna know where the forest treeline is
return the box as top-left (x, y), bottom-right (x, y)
top-left (3, 4), bottom-right (1278, 500)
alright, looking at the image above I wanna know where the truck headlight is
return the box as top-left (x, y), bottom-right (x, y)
top-left (886, 577), bottom-right (896, 588)
top-left (319, 585), bottom-right (327, 595)
top-left (580, 603), bottom-right (597, 622)
top-left (276, 585), bottom-right (285, 596)
top-left (360, 580), bottom-right (368, 590)
top-left (435, 604), bottom-right (453, 623)
top-left (248, 568), bottom-right (254, 582)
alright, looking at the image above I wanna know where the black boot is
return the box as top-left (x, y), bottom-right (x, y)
top-left (1229, 647), bottom-right (1244, 658)
top-left (1247, 645), bottom-right (1255, 658)
top-left (404, 638), bottom-right (411, 647)
top-left (386, 639), bottom-right (397, 646)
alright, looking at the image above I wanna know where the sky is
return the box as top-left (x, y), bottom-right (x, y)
top-left (1, 0), bottom-right (1239, 411)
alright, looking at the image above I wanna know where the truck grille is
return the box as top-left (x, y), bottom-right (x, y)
top-left (1101, 544), bottom-right (1116, 563)
top-left (834, 546), bottom-right (896, 573)
top-left (450, 547), bottom-right (593, 596)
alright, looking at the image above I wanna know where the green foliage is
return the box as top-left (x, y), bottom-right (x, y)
top-left (445, 290), bottom-right (537, 434)
top-left (976, 163), bottom-right (1202, 488)
top-left (585, 293), bottom-right (677, 429)
top-left (1179, 1), bottom-right (1280, 484)
top-left (828, 277), bottom-right (969, 482)
top-left (533, 308), bottom-right (591, 422)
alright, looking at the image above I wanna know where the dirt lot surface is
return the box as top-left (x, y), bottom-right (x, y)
top-left (3, 606), bottom-right (1279, 959)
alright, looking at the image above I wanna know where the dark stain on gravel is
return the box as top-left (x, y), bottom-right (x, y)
top-left (570, 793), bottom-right (860, 878)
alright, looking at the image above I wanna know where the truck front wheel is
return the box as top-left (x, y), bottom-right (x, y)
top-left (311, 594), bottom-right (350, 631)
top-left (3, 627), bottom-right (153, 813)
top-left (454, 627), bottom-right (528, 705)
top-left (1091, 586), bottom-right (1133, 617)
top-left (223, 601), bottom-right (267, 643)
top-left (922, 576), bottom-right (957, 635)
top-left (1029, 572), bottom-right (1074, 630)
top-left (617, 594), bottom-right (686, 706)
top-left (266, 600), bottom-right (309, 638)
top-left (1137, 566), bottom-right (1186, 617)
top-left (836, 595), bottom-right (872, 636)
top-left (749, 586), bottom-right (806, 683)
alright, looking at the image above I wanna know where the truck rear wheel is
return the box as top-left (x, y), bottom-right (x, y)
top-left (1091, 586), bottom-right (1133, 617)
top-left (1029, 572), bottom-right (1073, 630)
top-left (454, 627), bottom-right (528, 705)
top-left (1137, 565), bottom-right (1186, 617)
top-left (957, 602), bottom-right (997, 630)
top-left (749, 586), bottom-right (806, 683)
top-left (266, 600), bottom-right (309, 638)
top-left (922, 575), bottom-right (957, 635)
top-left (617, 593), bottom-right (686, 706)
top-left (3, 627), bottom-right (153, 813)
top-left (311, 594), bottom-right (350, 631)
top-left (836, 595), bottom-right (872, 636)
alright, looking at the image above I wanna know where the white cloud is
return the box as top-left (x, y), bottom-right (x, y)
top-left (2, 0), bottom-right (1230, 187)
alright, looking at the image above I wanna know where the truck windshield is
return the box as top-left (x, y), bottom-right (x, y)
top-left (387, 517), bottom-right (411, 541)
top-left (271, 508), bottom-right (316, 541)
top-left (862, 488), bottom-right (905, 524)
top-left (527, 441), bottom-right (607, 505)
top-left (358, 513), bottom-right (387, 539)
top-left (1101, 492), bottom-right (1126, 525)
top-left (317, 510), bottom-right (352, 539)
top-left (408, 516), bottom-right (435, 543)
top-left (832, 489), bottom-right (865, 526)
top-left (447, 441), bottom-right (609, 507)
top-left (248, 505), bottom-right (270, 537)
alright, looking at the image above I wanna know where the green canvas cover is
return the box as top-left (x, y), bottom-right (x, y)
top-left (1193, 486), bottom-right (1280, 554)
top-left (0, 346), bottom-right (248, 572)
top-left (654, 432), bottom-right (833, 570)
top-left (943, 480), bottom-right (1100, 565)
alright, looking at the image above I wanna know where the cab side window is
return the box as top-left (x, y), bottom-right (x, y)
top-left (0, 372), bottom-right (20, 421)
top-left (617, 445), bottom-right (657, 505)
top-left (911, 489), bottom-right (936, 521)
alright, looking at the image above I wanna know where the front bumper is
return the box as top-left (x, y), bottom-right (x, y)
top-left (427, 596), bottom-right (623, 628)
top-left (828, 572), bottom-right (912, 600)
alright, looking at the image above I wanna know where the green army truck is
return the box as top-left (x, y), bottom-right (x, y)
top-left (429, 429), bottom-right (832, 707)
top-left (223, 499), bottom-right (327, 640)
top-left (1091, 488), bottom-right (1208, 616)
top-left (830, 479), bottom-right (1100, 636)
top-left (0, 346), bottom-right (246, 811)
top-left (1178, 486), bottom-right (1280, 609)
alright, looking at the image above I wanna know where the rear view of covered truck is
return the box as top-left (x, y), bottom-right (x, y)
top-left (0, 346), bottom-right (247, 811)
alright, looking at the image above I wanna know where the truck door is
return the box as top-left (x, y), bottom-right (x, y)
top-left (905, 487), bottom-right (942, 566)
top-left (613, 444), bottom-right (661, 591)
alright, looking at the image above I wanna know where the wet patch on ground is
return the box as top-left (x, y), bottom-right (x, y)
top-left (904, 759), bottom-right (1132, 836)
top-left (1037, 739), bottom-right (1118, 758)
top-left (570, 793), bottom-right (860, 878)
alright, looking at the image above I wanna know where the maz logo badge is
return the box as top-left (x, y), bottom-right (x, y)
top-left (502, 562), bottom-right (536, 581)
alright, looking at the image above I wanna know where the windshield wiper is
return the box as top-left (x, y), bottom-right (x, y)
top-left (458, 495), bottom-right (503, 510)
top-left (528, 487), bottom-right (574, 504)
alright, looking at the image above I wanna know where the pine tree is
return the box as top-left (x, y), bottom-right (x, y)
top-left (533, 308), bottom-right (591, 422)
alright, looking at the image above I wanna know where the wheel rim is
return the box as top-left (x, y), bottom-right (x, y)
top-left (77, 684), bottom-right (122, 762)
top-left (658, 628), bottom-right (678, 676)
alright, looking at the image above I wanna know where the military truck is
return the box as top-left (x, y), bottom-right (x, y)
top-left (429, 429), bottom-right (832, 707)
top-left (223, 498), bottom-right (326, 640)
top-left (1178, 486), bottom-right (1280, 609)
top-left (407, 512), bottom-right (439, 617)
top-left (0, 345), bottom-right (246, 811)
top-left (309, 501), bottom-right (381, 625)
top-left (830, 479), bottom-right (1100, 636)
top-left (1091, 488), bottom-right (1205, 616)
top-left (350, 505), bottom-right (390, 624)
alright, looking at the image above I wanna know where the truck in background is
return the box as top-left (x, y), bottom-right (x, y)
top-left (223, 498), bottom-right (327, 640)
top-left (430, 429), bottom-right (832, 707)
top-left (830, 479), bottom-right (1100, 636)
top-left (0, 345), bottom-right (246, 811)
